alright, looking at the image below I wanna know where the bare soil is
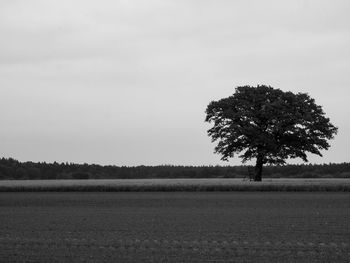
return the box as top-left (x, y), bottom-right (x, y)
top-left (0, 192), bottom-right (349, 262)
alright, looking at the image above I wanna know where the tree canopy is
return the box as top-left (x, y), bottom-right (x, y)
top-left (205, 85), bottom-right (338, 181)
top-left (1, 157), bottom-right (349, 180)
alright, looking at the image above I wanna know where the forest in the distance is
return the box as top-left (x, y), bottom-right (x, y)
top-left (0, 157), bottom-right (349, 180)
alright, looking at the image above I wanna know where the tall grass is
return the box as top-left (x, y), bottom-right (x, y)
top-left (0, 179), bottom-right (349, 192)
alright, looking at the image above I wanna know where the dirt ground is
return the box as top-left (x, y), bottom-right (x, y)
top-left (0, 192), bottom-right (349, 262)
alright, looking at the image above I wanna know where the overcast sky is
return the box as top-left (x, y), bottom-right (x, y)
top-left (0, 0), bottom-right (349, 166)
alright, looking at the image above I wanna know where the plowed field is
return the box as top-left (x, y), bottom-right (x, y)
top-left (0, 192), bottom-right (349, 262)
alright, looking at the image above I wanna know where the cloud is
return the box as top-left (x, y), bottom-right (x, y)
top-left (0, 0), bottom-right (349, 165)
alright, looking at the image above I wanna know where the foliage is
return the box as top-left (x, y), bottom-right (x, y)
top-left (205, 85), bottom-right (338, 180)
top-left (0, 157), bottom-right (349, 180)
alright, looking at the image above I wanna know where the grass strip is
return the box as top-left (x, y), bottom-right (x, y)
top-left (0, 179), bottom-right (350, 192)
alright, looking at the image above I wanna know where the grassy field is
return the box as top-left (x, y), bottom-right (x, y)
top-left (0, 178), bottom-right (350, 191)
top-left (0, 192), bottom-right (349, 262)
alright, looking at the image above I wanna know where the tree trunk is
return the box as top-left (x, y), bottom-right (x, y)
top-left (254, 154), bottom-right (263, 181)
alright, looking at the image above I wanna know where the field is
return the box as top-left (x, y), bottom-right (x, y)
top-left (1, 178), bottom-right (350, 192)
top-left (0, 192), bottom-right (349, 262)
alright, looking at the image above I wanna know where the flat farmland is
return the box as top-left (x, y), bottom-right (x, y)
top-left (1, 178), bottom-right (350, 191)
top-left (0, 192), bottom-right (349, 262)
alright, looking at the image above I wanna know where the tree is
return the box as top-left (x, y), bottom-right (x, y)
top-left (205, 85), bottom-right (338, 181)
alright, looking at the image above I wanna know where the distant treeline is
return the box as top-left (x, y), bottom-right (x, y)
top-left (0, 157), bottom-right (349, 180)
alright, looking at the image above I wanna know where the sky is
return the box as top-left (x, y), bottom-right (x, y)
top-left (0, 0), bottom-right (349, 166)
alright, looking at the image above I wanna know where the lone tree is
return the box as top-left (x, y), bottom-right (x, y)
top-left (205, 85), bottom-right (338, 181)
